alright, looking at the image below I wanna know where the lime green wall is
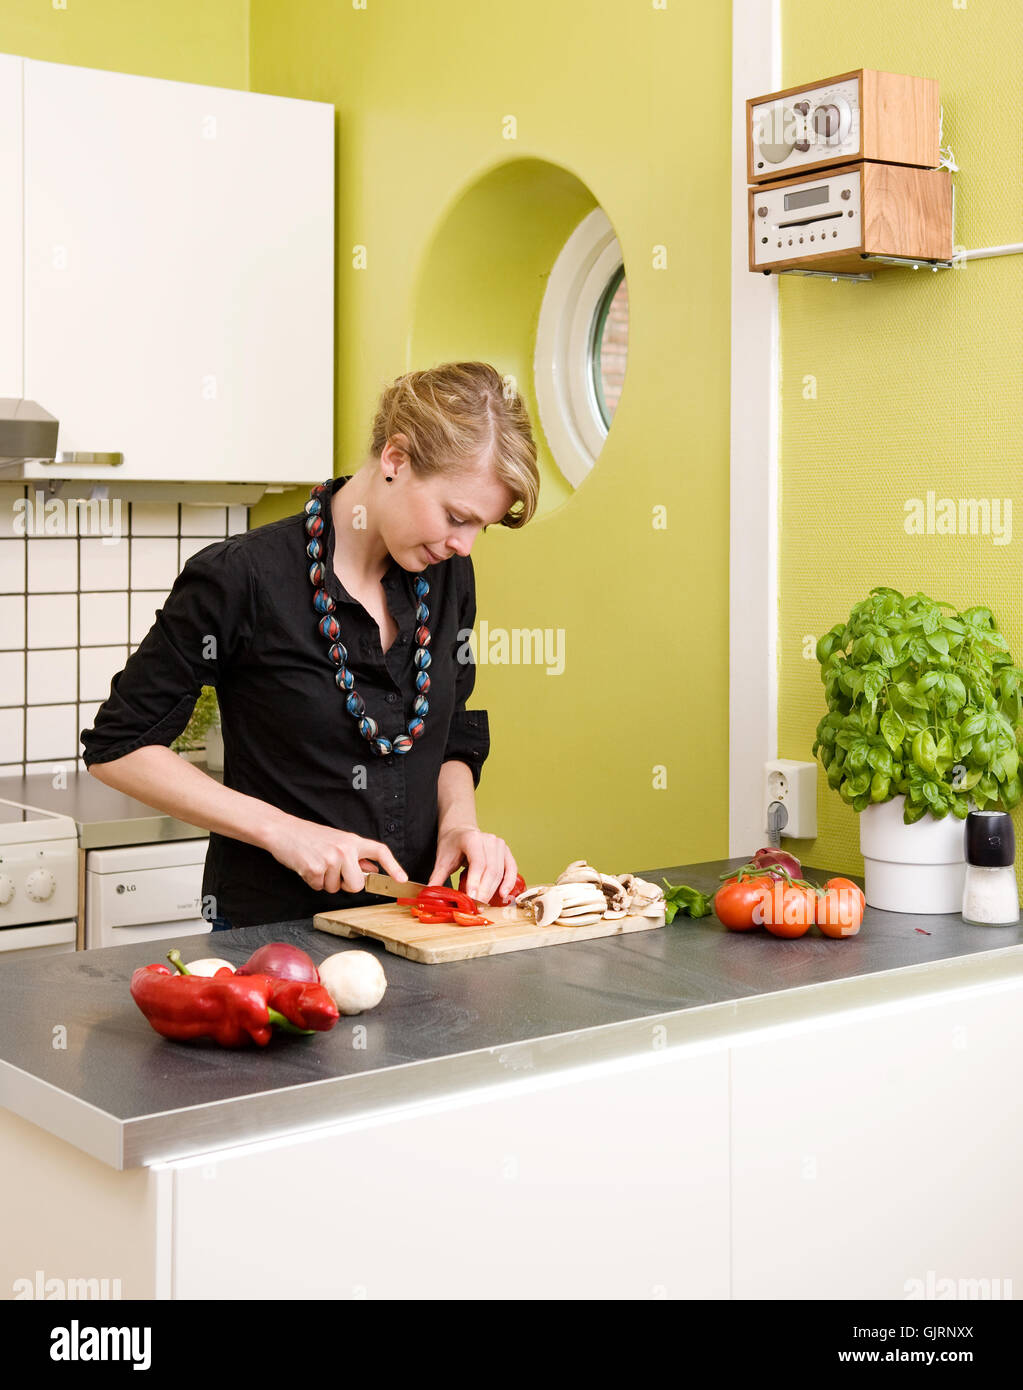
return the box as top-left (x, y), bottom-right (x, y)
top-left (249, 0), bottom-right (734, 882)
top-left (0, 0), bottom-right (248, 88)
top-left (0, 2), bottom-right (734, 885)
top-left (779, 1), bottom-right (1023, 876)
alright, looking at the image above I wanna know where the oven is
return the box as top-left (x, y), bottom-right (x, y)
top-left (0, 797), bottom-right (78, 963)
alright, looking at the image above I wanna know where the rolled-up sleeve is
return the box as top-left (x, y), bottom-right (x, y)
top-left (442, 556), bottom-right (490, 789)
top-left (80, 539), bottom-right (255, 767)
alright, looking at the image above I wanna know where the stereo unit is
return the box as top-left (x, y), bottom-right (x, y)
top-left (749, 162), bottom-right (952, 274)
top-left (747, 69), bottom-right (940, 185)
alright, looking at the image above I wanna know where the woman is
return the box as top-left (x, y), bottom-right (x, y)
top-left (82, 362), bottom-right (539, 930)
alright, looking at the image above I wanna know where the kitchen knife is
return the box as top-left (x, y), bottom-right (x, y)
top-left (363, 871), bottom-right (491, 910)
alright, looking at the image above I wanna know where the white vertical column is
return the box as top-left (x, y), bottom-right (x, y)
top-left (729, 0), bottom-right (781, 854)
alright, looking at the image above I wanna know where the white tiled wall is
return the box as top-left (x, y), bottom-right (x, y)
top-left (0, 485), bottom-right (248, 776)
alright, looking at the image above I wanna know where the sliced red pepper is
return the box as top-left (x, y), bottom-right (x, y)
top-left (416, 912), bottom-right (455, 924)
top-left (457, 869), bottom-right (526, 907)
top-left (415, 888), bottom-right (477, 913)
top-left (452, 910), bottom-right (491, 927)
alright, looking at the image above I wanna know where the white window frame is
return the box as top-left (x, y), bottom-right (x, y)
top-left (533, 207), bottom-right (625, 487)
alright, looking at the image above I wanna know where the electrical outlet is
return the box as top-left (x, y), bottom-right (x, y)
top-left (764, 759), bottom-right (817, 839)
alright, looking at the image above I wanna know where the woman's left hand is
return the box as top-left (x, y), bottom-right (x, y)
top-left (429, 825), bottom-right (519, 906)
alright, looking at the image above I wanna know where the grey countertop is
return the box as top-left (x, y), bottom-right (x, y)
top-left (0, 768), bottom-right (215, 848)
top-left (1, 857), bottom-right (1021, 1170)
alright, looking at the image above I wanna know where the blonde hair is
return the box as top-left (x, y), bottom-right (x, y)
top-left (369, 362), bottom-right (539, 528)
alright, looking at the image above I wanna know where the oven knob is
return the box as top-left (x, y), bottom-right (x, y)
top-left (25, 868), bottom-right (56, 902)
top-left (0, 874), bottom-right (14, 906)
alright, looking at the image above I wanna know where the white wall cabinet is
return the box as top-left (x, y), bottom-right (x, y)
top-left (0, 54), bottom-right (22, 401)
top-left (3, 55), bottom-right (333, 485)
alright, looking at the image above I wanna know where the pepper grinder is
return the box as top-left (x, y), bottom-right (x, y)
top-left (962, 811), bottom-right (1019, 926)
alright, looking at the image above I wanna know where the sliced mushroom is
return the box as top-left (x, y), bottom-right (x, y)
top-left (598, 873), bottom-right (629, 912)
top-left (554, 883), bottom-right (606, 909)
top-left (515, 884), bottom-right (552, 908)
top-left (625, 876), bottom-right (665, 909)
top-left (602, 908), bottom-right (628, 920)
top-left (532, 888), bottom-right (565, 926)
top-left (558, 911), bottom-right (604, 927)
top-left (556, 861), bottom-right (603, 887)
top-left (558, 901), bottom-right (607, 919)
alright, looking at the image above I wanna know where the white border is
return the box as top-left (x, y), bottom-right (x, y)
top-left (729, 0), bottom-right (781, 854)
top-left (533, 207), bottom-right (621, 487)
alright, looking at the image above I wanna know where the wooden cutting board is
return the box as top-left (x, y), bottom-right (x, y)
top-left (312, 900), bottom-right (666, 963)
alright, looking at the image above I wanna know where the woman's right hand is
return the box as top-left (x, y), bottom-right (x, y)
top-left (264, 815), bottom-right (407, 894)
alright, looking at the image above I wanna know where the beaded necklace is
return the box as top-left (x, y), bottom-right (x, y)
top-left (304, 478), bottom-right (430, 757)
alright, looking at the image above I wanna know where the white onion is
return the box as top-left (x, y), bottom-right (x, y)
top-left (183, 957), bottom-right (235, 976)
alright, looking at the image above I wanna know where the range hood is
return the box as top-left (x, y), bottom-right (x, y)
top-left (0, 398), bottom-right (59, 467)
top-left (0, 397), bottom-right (280, 505)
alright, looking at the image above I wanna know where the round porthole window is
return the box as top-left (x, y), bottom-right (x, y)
top-left (591, 264), bottom-right (628, 431)
top-left (534, 208), bottom-right (628, 488)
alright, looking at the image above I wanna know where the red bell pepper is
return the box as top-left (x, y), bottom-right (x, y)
top-left (267, 977), bottom-right (339, 1033)
top-left (130, 963), bottom-right (276, 1047)
top-left (130, 951), bottom-right (339, 1046)
top-left (457, 869), bottom-right (526, 907)
top-left (452, 911), bottom-right (491, 927)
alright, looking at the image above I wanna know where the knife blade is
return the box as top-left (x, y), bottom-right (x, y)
top-left (363, 872), bottom-right (431, 899)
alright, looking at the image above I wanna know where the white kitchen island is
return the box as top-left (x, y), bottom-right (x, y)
top-left (1, 859), bottom-right (1021, 1301)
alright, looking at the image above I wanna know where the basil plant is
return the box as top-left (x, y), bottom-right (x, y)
top-left (812, 588), bottom-right (1023, 824)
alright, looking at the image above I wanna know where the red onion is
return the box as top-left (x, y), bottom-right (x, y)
top-left (235, 942), bottom-right (320, 983)
top-left (752, 847), bottom-right (802, 879)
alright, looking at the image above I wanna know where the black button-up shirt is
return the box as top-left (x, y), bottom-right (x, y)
top-left (80, 476), bottom-right (490, 927)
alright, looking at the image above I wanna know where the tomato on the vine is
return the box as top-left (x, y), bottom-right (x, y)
top-left (763, 882), bottom-right (816, 938)
top-left (713, 877), bottom-right (773, 930)
top-left (816, 877), bottom-right (865, 937)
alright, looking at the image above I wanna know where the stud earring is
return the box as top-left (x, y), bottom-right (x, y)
top-left (385, 475), bottom-right (392, 482)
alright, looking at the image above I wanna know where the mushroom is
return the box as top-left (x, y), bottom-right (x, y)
top-left (558, 912), bottom-right (604, 927)
top-left (532, 887), bottom-right (566, 926)
top-left (318, 951), bottom-right (387, 1015)
top-left (597, 873), bottom-right (629, 913)
top-left (619, 875), bottom-right (664, 910)
top-left (556, 861), bottom-right (603, 887)
top-left (516, 864), bottom-right (667, 929)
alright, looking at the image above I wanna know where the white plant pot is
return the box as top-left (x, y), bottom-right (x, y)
top-left (204, 723), bottom-right (224, 773)
top-left (859, 794), bottom-right (966, 913)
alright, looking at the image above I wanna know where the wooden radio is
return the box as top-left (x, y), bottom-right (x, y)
top-left (748, 161), bottom-right (952, 274)
top-left (747, 69), bottom-right (940, 185)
